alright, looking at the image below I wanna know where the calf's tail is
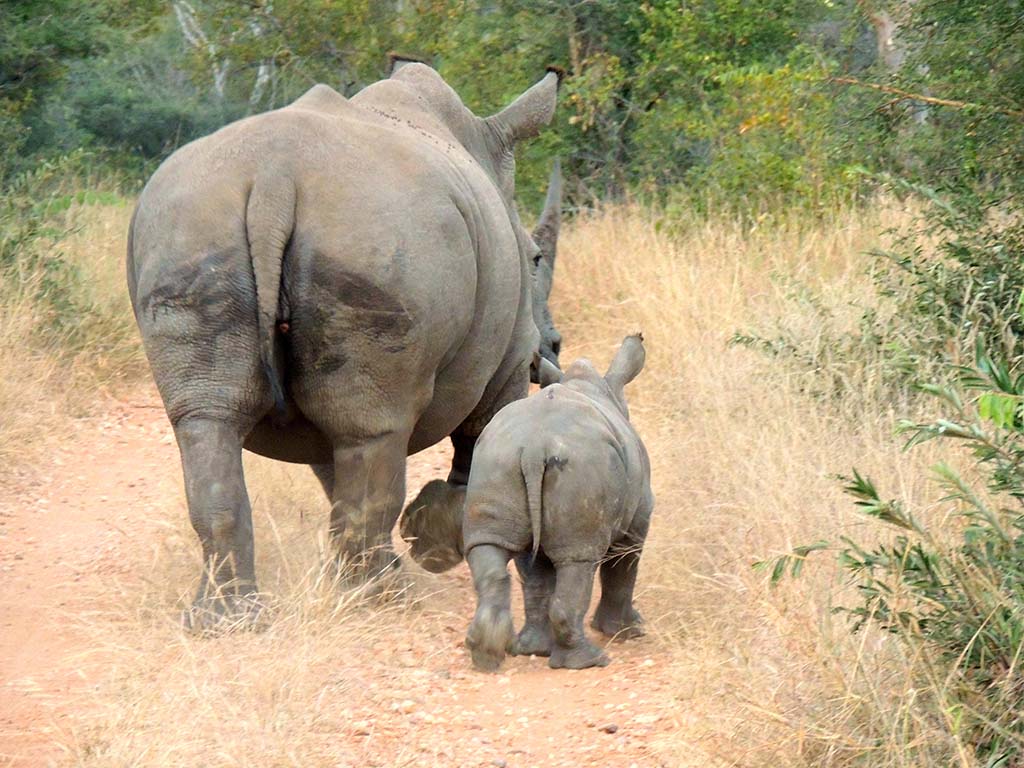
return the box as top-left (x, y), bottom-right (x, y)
top-left (520, 444), bottom-right (548, 562)
top-left (246, 173), bottom-right (296, 417)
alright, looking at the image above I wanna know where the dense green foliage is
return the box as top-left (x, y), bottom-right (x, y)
top-left (0, 0), bottom-right (898, 207)
top-left (3, 1), bottom-right (1020, 211)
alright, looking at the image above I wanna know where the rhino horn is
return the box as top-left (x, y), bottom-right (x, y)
top-left (487, 70), bottom-right (559, 143)
top-left (533, 159), bottom-right (561, 266)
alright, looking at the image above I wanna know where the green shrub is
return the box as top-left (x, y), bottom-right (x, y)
top-left (0, 152), bottom-right (134, 359)
top-left (759, 347), bottom-right (1024, 763)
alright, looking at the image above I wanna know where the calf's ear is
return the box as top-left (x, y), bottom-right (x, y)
top-left (533, 351), bottom-right (563, 388)
top-left (605, 333), bottom-right (645, 392)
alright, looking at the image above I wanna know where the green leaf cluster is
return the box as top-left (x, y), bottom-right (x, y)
top-left (760, 347), bottom-right (1024, 761)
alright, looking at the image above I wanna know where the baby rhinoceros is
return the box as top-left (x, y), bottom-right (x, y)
top-left (464, 333), bottom-right (653, 672)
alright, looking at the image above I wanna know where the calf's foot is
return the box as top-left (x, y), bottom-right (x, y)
top-left (591, 605), bottom-right (646, 640)
top-left (511, 624), bottom-right (553, 657)
top-left (466, 604), bottom-right (514, 672)
top-left (465, 545), bottom-right (513, 672)
top-left (548, 561), bottom-right (608, 669)
top-left (549, 640), bottom-right (610, 670)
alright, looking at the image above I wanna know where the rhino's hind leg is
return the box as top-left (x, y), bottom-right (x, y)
top-left (176, 417), bottom-right (263, 634)
top-left (592, 544), bottom-right (646, 640)
top-left (548, 561), bottom-right (609, 669)
top-left (465, 545), bottom-right (514, 672)
top-left (329, 431), bottom-right (409, 584)
top-left (511, 552), bottom-right (555, 657)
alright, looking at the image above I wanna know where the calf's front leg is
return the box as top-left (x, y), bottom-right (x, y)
top-left (592, 542), bottom-right (645, 639)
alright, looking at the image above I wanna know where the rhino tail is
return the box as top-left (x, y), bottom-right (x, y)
top-left (246, 173), bottom-right (296, 418)
top-left (521, 444), bottom-right (547, 562)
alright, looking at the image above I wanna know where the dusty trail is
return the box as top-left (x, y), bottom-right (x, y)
top-left (0, 399), bottom-right (173, 766)
top-left (0, 391), bottom-right (682, 767)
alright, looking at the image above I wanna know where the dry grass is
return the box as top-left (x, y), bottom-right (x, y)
top-left (61, 445), bottom-right (469, 767)
top-left (0, 198), bottom-right (142, 464)
top-left (552, 203), bottom-right (972, 766)
top-left (12, 198), bottom-right (979, 765)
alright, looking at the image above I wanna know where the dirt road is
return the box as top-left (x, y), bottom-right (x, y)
top-left (0, 393), bottom-right (682, 767)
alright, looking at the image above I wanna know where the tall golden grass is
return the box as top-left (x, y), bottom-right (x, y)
top-left (6, 198), bottom-right (977, 765)
top-left (554, 204), bottom-right (972, 766)
top-left (0, 198), bottom-right (142, 463)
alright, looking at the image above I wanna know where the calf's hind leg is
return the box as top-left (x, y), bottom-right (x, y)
top-left (511, 553), bottom-right (555, 656)
top-left (176, 417), bottom-right (262, 633)
top-left (465, 545), bottom-right (514, 672)
top-left (548, 561), bottom-right (609, 669)
top-left (592, 541), bottom-right (646, 640)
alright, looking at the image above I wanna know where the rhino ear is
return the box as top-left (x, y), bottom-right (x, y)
top-left (533, 160), bottom-right (561, 267)
top-left (533, 351), bottom-right (563, 388)
top-left (605, 333), bottom-right (645, 393)
top-left (488, 69), bottom-right (560, 143)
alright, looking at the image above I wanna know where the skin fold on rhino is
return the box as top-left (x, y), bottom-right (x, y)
top-left (126, 59), bottom-right (563, 632)
top-left (399, 159), bottom-right (564, 569)
top-left (408, 335), bottom-right (654, 671)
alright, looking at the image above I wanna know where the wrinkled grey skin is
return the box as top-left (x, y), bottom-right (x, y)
top-left (126, 60), bottom-right (562, 632)
top-left (461, 335), bottom-right (653, 671)
top-left (400, 163), bottom-right (561, 556)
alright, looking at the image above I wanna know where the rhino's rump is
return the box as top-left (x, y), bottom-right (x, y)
top-left (130, 101), bottom-right (525, 449)
top-left (464, 394), bottom-right (642, 563)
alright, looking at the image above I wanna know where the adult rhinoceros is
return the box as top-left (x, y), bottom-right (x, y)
top-left (126, 60), bottom-right (563, 630)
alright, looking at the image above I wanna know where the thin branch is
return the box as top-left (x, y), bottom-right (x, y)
top-left (829, 76), bottom-right (1024, 120)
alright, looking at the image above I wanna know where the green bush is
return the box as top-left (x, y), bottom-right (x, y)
top-left (0, 153), bottom-right (132, 357)
top-left (61, 26), bottom-right (242, 159)
top-left (759, 347), bottom-right (1024, 763)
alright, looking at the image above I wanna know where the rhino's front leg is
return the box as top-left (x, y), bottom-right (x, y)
top-left (329, 431), bottom-right (409, 582)
top-left (447, 428), bottom-right (477, 486)
top-left (310, 462), bottom-right (334, 500)
top-left (175, 417), bottom-right (263, 634)
top-left (592, 545), bottom-right (645, 640)
top-left (511, 552), bottom-right (555, 656)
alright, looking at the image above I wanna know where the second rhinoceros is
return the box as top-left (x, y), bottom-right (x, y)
top-left (462, 335), bottom-right (653, 671)
top-left (127, 59), bottom-right (563, 631)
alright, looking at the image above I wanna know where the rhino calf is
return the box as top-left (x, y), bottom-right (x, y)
top-left (462, 334), bottom-right (653, 671)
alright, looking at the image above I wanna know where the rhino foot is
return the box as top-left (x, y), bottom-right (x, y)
top-left (510, 624), bottom-right (553, 657)
top-left (331, 550), bottom-right (408, 600)
top-left (549, 640), bottom-right (610, 670)
top-left (182, 593), bottom-right (266, 636)
top-left (399, 479), bottom-right (465, 573)
top-left (466, 605), bottom-right (514, 673)
top-left (591, 607), bottom-right (646, 640)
